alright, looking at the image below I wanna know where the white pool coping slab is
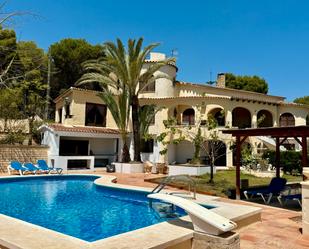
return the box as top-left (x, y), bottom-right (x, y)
top-left (0, 174), bottom-right (261, 249)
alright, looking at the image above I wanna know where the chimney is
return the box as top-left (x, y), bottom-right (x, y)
top-left (216, 73), bottom-right (226, 88)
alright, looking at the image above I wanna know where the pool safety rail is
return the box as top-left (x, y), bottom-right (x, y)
top-left (148, 193), bottom-right (237, 235)
top-left (150, 175), bottom-right (197, 199)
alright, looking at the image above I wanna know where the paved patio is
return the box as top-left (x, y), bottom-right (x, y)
top-left (101, 172), bottom-right (309, 249)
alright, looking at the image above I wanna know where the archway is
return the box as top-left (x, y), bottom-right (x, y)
top-left (257, 110), bottom-right (273, 127)
top-left (182, 108), bottom-right (195, 125)
top-left (232, 142), bottom-right (251, 166)
top-left (208, 108), bottom-right (225, 127)
top-left (202, 140), bottom-right (227, 166)
top-left (279, 113), bottom-right (295, 127)
top-left (232, 107), bottom-right (251, 128)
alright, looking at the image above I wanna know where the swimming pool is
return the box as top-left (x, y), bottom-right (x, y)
top-left (0, 175), bottom-right (187, 242)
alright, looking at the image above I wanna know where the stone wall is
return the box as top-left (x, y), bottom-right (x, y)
top-left (192, 231), bottom-right (240, 249)
top-left (0, 145), bottom-right (48, 172)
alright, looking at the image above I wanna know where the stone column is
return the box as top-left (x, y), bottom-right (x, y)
top-left (302, 181), bottom-right (309, 234)
top-left (252, 112), bottom-right (257, 128)
top-left (226, 110), bottom-right (232, 128)
top-left (226, 144), bottom-right (234, 167)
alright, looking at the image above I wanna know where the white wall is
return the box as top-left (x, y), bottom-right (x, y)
top-left (175, 141), bottom-right (195, 164)
top-left (42, 130), bottom-right (59, 156)
top-left (89, 138), bottom-right (117, 155)
top-left (167, 143), bottom-right (176, 163)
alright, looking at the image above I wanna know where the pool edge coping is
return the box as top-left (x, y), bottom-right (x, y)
top-left (0, 174), bottom-right (262, 249)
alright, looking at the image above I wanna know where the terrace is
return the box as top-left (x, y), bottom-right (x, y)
top-left (0, 170), bottom-right (307, 249)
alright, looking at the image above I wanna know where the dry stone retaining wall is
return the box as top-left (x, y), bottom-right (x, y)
top-left (0, 145), bottom-right (48, 172)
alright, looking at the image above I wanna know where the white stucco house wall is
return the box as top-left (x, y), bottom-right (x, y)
top-left (39, 52), bottom-right (309, 172)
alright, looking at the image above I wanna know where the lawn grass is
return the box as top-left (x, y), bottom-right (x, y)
top-left (148, 169), bottom-right (302, 197)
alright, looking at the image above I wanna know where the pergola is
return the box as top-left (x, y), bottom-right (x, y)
top-left (222, 126), bottom-right (309, 199)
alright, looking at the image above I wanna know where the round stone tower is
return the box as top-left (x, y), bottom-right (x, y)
top-left (142, 52), bottom-right (177, 98)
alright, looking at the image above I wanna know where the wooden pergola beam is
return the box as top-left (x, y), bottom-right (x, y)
top-left (275, 137), bottom-right (281, 178)
top-left (302, 136), bottom-right (308, 180)
top-left (235, 135), bottom-right (247, 200)
top-left (278, 137), bottom-right (288, 145)
top-left (221, 126), bottom-right (309, 200)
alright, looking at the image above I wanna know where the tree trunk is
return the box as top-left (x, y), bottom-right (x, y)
top-left (121, 142), bottom-right (131, 163)
top-left (28, 118), bottom-right (33, 146)
top-left (131, 95), bottom-right (141, 162)
top-left (209, 162), bottom-right (214, 183)
top-left (209, 150), bottom-right (215, 183)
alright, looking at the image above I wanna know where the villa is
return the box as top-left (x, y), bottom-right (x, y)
top-left (39, 52), bottom-right (309, 172)
top-left (1, 51), bottom-right (309, 249)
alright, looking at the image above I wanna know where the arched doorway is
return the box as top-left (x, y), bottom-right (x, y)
top-left (257, 110), bottom-right (273, 127)
top-left (202, 140), bottom-right (227, 166)
top-left (279, 113), bottom-right (295, 127)
top-left (232, 107), bottom-right (251, 128)
top-left (182, 108), bottom-right (195, 125)
top-left (208, 108), bottom-right (225, 127)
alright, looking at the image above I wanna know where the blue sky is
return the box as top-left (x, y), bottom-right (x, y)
top-left (6, 0), bottom-right (309, 101)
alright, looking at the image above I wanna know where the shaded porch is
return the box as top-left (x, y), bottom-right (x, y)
top-left (40, 124), bottom-right (122, 171)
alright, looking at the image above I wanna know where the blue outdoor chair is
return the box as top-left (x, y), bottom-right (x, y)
top-left (37, 160), bottom-right (63, 175)
top-left (243, 177), bottom-right (287, 204)
top-left (23, 162), bottom-right (40, 175)
top-left (8, 161), bottom-right (29, 175)
top-left (277, 186), bottom-right (302, 207)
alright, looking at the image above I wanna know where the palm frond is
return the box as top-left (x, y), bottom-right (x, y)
top-left (139, 104), bottom-right (162, 138)
top-left (76, 72), bottom-right (118, 89)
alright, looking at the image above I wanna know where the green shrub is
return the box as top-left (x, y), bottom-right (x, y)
top-left (262, 150), bottom-right (302, 174)
top-left (0, 131), bottom-right (26, 145)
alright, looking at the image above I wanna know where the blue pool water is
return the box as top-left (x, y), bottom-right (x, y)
top-left (0, 175), bottom-right (187, 242)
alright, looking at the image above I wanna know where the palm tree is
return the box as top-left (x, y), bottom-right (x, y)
top-left (78, 38), bottom-right (173, 162)
top-left (97, 89), bottom-right (131, 162)
top-left (139, 104), bottom-right (162, 140)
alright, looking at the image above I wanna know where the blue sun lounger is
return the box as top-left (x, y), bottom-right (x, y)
top-left (277, 186), bottom-right (302, 207)
top-left (37, 160), bottom-right (63, 175)
top-left (8, 161), bottom-right (29, 175)
top-left (243, 177), bottom-right (287, 204)
top-left (278, 193), bottom-right (302, 207)
top-left (23, 162), bottom-right (40, 175)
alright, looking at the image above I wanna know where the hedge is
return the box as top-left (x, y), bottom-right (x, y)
top-left (262, 150), bottom-right (302, 174)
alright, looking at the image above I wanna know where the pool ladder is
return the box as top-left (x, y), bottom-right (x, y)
top-left (149, 175), bottom-right (197, 208)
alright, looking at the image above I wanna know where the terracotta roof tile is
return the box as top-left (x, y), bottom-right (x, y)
top-left (53, 87), bottom-right (102, 103)
top-left (175, 81), bottom-right (285, 100)
top-left (48, 124), bottom-right (120, 134)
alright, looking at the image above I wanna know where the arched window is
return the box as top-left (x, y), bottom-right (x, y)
top-left (182, 108), bottom-right (195, 125)
top-left (279, 113), bottom-right (295, 127)
top-left (257, 110), bottom-right (273, 127)
top-left (232, 107), bottom-right (251, 128)
top-left (208, 108), bottom-right (225, 126)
